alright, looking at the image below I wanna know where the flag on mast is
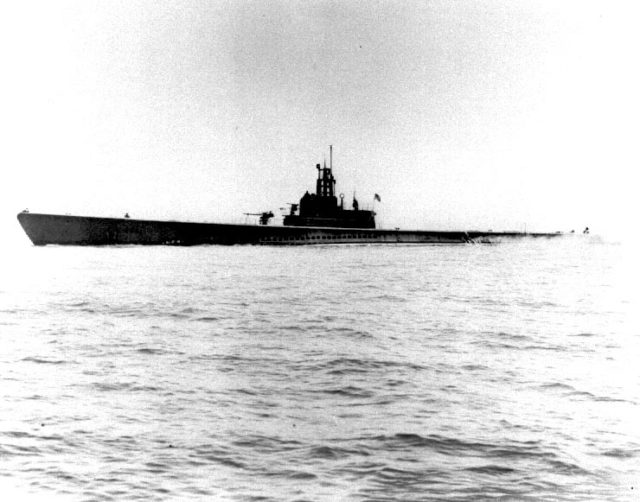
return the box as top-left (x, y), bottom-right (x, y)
top-left (374, 193), bottom-right (381, 202)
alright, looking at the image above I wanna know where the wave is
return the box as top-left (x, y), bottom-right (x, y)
top-left (357, 433), bottom-right (572, 464)
top-left (602, 447), bottom-right (640, 458)
top-left (194, 316), bottom-right (219, 322)
top-left (135, 347), bottom-right (168, 355)
top-left (199, 454), bottom-right (247, 470)
top-left (538, 382), bottom-right (634, 403)
top-left (464, 464), bottom-right (517, 475)
top-left (20, 356), bottom-right (67, 365)
top-left (307, 445), bottom-right (370, 460)
top-left (364, 433), bottom-right (495, 455)
top-left (460, 364), bottom-right (488, 371)
top-left (317, 386), bottom-right (375, 399)
top-left (315, 357), bottom-right (428, 373)
top-left (90, 382), bottom-right (163, 393)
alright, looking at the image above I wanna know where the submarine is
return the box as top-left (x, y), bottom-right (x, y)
top-left (17, 147), bottom-right (565, 246)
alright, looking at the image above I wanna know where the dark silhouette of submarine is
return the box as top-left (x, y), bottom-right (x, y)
top-left (17, 147), bottom-right (566, 246)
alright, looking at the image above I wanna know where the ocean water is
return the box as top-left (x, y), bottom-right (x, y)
top-left (1, 238), bottom-right (638, 501)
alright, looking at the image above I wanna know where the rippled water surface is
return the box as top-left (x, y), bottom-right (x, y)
top-left (1, 238), bottom-right (638, 500)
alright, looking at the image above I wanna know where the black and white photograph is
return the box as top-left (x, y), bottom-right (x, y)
top-left (1, 0), bottom-right (638, 500)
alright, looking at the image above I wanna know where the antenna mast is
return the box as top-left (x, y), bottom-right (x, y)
top-left (330, 145), bottom-right (333, 171)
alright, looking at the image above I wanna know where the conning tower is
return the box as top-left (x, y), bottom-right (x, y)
top-left (283, 146), bottom-right (376, 229)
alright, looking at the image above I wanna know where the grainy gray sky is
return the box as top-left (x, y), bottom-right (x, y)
top-left (1, 0), bottom-right (638, 239)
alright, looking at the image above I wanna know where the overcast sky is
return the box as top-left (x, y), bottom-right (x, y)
top-left (1, 0), bottom-right (638, 241)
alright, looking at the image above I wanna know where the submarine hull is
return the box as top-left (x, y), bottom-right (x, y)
top-left (17, 212), bottom-right (564, 246)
